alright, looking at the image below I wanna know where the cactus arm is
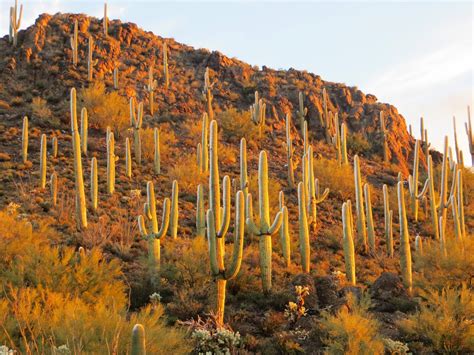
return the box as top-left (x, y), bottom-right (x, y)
top-left (156, 198), bottom-right (171, 239)
top-left (196, 184), bottom-right (206, 238)
top-left (169, 180), bottom-right (179, 239)
top-left (137, 215), bottom-right (148, 238)
top-left (246, 218), bottom-right (260, 235)
top-left (267, 211), bottom-right (283, 235)
top-left (206, 209), bottom-right (221, 276)
top-left (217, 176), bottom-right (231, 237)
top-left (224, 190), bottom-right (245, 279)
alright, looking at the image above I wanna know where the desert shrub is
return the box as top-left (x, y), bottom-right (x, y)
top-left (167, 153), bottom-right (207, 194)
top-left (398, 285), bottom-right (474, 353)
top-left (79, 81), bottom-right (129, 134)
top-left (30, 97), bottom-right (58, 126)
top-left (347, 132), bottom-right (371, 156)
top-left (141, 125), bottom-right (176, 161)
top-left (313, 157), bottom-right (354, 200)
top-left (414, 237), bottom-right (474, 290)
top-left (0, 211), bottom-right (191, 354)
top-left (217, 108), bottom-right (259, 143)
top-left (319, 293), bottom-right (385, 354)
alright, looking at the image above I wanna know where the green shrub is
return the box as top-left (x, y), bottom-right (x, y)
top-left (347, 133), bottom-right (371, 156)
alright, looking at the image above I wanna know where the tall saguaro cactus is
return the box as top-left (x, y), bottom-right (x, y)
top-left (169, 180), bottom-right (179, 239)
top-left (131, 324), bottom-right (146, 355)
top-left (452, 116), bottom-right (463, 166)
top-left (296, 91), bottom-right (308, 138)
top-left (80, 108), bottom-right (88, 155)
top-left (353, 155), bottom-right (367, 252)
top-left (298, 182), bottom-right (310, 273)
top-left (103, 2), bottom-right (108, 36)
top-left (9, 0), bottom-right (22, 46)
top-left (130, 99), bottom-right (144, 165)
top-left (154, 128), bottom-right (160, 174)
top-left (279, 191), bottom-right (291, 267)
top-left (342, 200), bottom-right (356, 285)
top-left (39, 134), bottom-right (47, 188)
top-left (199, 113), bottom-right (209, 173)
top-left (306, 146), bottom-right (329, 232)
top-left (70, 88), bottom-right (87, 229)
top-left (341, 123), bottom-right (349, 165)
top-left (113, 67), bottom-right (119, 89)
top-left (207, 190), bottom-right (245, 326)
top-left (107, 132), bottom-right (115, 195)
top-left (21, 116), bottom-right (28, 163)
top-left (91, 157), bottom-right (98, 211)
top-left (196, 184), bottom-right (205, 238)
top-left (144, 66), bottom-right (157, 115)
top-left (397, 181), bottom-right (412, 294)
top-left (87, 36), bottom-right (98, 81)
top-left (70, 19), bottom-right (78, 66)
top-left (125, 138), bottom-right (132, 178)
top-left (408, 140), bottom-right (428, 221)
top-left (137, 181), bottom-right (171, 272)
top-left (51, 136), bottom-right (58, 158)
top-left (246, 151), bottom-right (283, 292)
top-left (240, 138), bottom-right (249, 206)
top-left (380, 111), bottom-right (389, 162)
top-left (50, 172), bottom-right (57, 206)
top-left (163, 42), bottom-right (169, 89)
top-left (202, 67), bottom-right (214, 121)
top-left (250, 91), bottom-right (266, 139)
top-left (382, 184), bottom-right (394, 257)
top-left (364, 183), bottom-right (376, 253)
top-left (285, 113), bottom-right (295, 188)
top-left (466, 106), bottom-right (473, 166)
top-left (320, 88), bottom-right (333, 144)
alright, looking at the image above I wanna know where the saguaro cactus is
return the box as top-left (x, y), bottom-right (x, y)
top-left (296, 91), bottom-right (308, 138)
top-left (80, 108), bottom-right (88, 155)
top-left (196, 184), bottom-right (205, 238)
top-left (130, 99), bottom-right (144, 165)
top-left (279, 191), bottom-right (291, 268)
top-left (163, 42), bottom-right (169, 89)
top-left (39, 134), bottom-right (47, 188)
top-left (169, 180), bottom-right (179, 239)
top-left (466, 106), bottom-right (473, 166)
top-left (364, 183), bottom-right (376, 253)
top-left (144, 66), bottom-right (157, 115)
top-left (199, 113), bottom-right (209, 173)
top-left (456, 169), bottom-right (466, 240)
top-left (380, 111), bottom-right (389, 162)
top-left (125, 138), bottom-right (132, 178)
top-left (154, 128), bottom-right (160, 174)
top-left (131, 324), bottom-right (146, 355)
top-left (103, 2), bottom-right (108, 36)
top-left (240, 138), bottom-right (249, 208)
top-left (246, 151), bottom-right (283, 292)
top-left (113, 67), bottom-right (119, 89)
top-left (250, 91), bottom-right (266, 139)
top-left (9, 0), bottom-right (22, 46)
top-left (22, 116), bottom-right (28, 163)
top-left (202, 67), bottom-right (214, 121)
top-left (332, 112), bottom-right (342, 164)
top-left (285, 113), bottom-right (295, 188)
top-left (137, 181), bottom-right (171, 270)
top-left (207, 190), bottom-right (245, 326)
top-left (51, 136), bottom-right (58, 158)
top-left (70, 88), bottom-right (87, 229)
top-left (397, 181), bottom-right (412, 294)
top-left (408, 140), bottom-right (428, 221)
top-left (342, 200), bottom-right (356, 285)
top-left (382, 184), bottom-right (394, 257)
top-left (90, 157), bottom-right (98, 211)
top-left (107, 132), bottom-right (115, 195)
top-left (306, 146), bottom-right (329, 232)
top-left (70, 19), bottom-right (78, 66)
top-left (50, 171), bottom-right (57, 206)
top-left (320, 88), bottom-right (333, 144)
top-left (353, 155), bottom-right (367, 252)
top-left (452, 116), bottom-right (463, 166)
top-left (87, 36), bottom-right (98, 81)
top-left (341, 123), bottom-right (349, 165)
top-left (298, 182), bottom-right (310, 273)
top-left (415, 235), bottom-right (423, 255)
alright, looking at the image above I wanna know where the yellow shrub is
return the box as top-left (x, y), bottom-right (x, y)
top-left (313, 157), bottom-right (355, 200)
top-left (31, 97), bottom-right (58, 126)
top-left (79, 81), bottom-right (129, 133)
top-left (217, 108), bottom-right (259, 143)
top-left (141, 124), bottom-right (176, 161)
top-left (319, 293), bottom-right (385, 354)
top-left (168, 153), bottom-right (207, 194)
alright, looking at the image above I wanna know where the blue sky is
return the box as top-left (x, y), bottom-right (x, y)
top-left (1, 1), bottom-right (472, 160)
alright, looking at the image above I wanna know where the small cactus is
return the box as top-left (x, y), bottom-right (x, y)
top-left (113, 66), bottom-right (119, 89)
top-left (380, 111), bottom-right (389, 162)
top-left (144, 66), bottom-right (157, 115)
top-left (107, 132), bottom-right (115, 195)
top-left (279, 191), bottom-right (291, 267)
top-left (199, 113), bottom-right (209, 173)
top-left (21, 116), bottom-right (28, 163)
top-left (169, 180), bottom-right (179, 239)
top-left (196, 184), bottom-right (205, 238)
top-left (298, 182), bottom-right (310, 273)
top-left (9, 0), bottom-right (23, 46)
top-left (130, 99), bottom-right (143, 165)
top-left (131, 324), bottom-right (146, 355)
top-left (87, 36), bottom-right (98, 81)
top-left (80, 107), bottom-right (88, 156)
top-left (240, 138), bottom-right (249, 211)
top-left (51, 136), bottom-right (58, 158)
top-left (202, 67), bottom-right (214, 120)
top-left (154, 128), bottom-right (160, 174)
top-left (90, 157), bottom-right (98, 211)
top-left (103, 2), bottom-right (108, 36)
top-left (341, 123), bottom-right (349, 165)
top-left (39, 134), bottom-right (47, 189)
top-left (250, 91), bottom-right (266, 139)
top-left (382, 184), bottom-right (394, 257)
top-left (296, 91), bottom-right (308, 138)
top-left (70, 19), bottom-right (78, 66)
top-left (50, 171), bottom-right (57, 206)
top-left (125, 137), bottom-right (132, 178)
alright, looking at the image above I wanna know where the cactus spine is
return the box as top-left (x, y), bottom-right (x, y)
top-left (466, 106), bottom-right (473, 166)
top-left (70, 88), bottom-right (87, 229)
top-left (131, 324), bottom-right (146, 355)
top-left (50, 171), bottom-right (57, 206)
top-left (9, 0), bottom-right (22, 46)
top-left (298, 182), bottom-right (310, 273)
top-left (51, 136), bottom-right (58, 158)
top-left (91, 157), bottom-right (98, 211)
top-left (154, 128), bottom-right (160, 174)
top-left (382, 184), bottom-right (394, 257)
top-left (22, 116), bottom-right (28, 163)
top-left (202, 67), bottom-right (214, 121)
top-left (342, 200), bottom-right (356, 285)
top-left (169, 180), bottom-right (179, 239)
top-left (137, 181), bottom-right (171, 270)
top-left (199, 113), bottom-right (209, 173)
top-left (341, 123), bottom-right (349, 165)
top-left (113, 67), bottom-right (119, 89)
top-left (163, 42), bottom-right (169, 89)
top-left (80, 107), bottom-right (88, 155)
top-left (246, 151), bottom-right (283, 292)
top-left (144, 66), bottom-right (157, 115)
top-left (380, 111), bottom-right (389, 162)
top-left (196, 184), bottom-right (205, 238)
top-left (130, 99), bottom-right (143, 165)
top-left (125, 137), bottom-right (132, 178)
top-left (87, 36), bottom-right (98, 81)
top-left (353, 155), bottom-right (368, 252)
top-left (364, 183), bottom-right (376, 253)
top-left (250, 91), bottom-right (266, 139)
top-left (279, 191), bottom-right (291, 267)
top-left (207, 190), bottom-right (245, 326)
top-left (285, 113), bottom-right (295, 188)
top-left (70, 19), bottom-right (78, 66)
top-left (39, 134), bottom-right (47, 189)
top-left (397, 181), bottom-right (412, 294)
top-left (107, 132), bottom-right (115, 195)
top-left (103, 2), bottom-right (108, 36)
top-left (296, 91), bottom-right (308, 138)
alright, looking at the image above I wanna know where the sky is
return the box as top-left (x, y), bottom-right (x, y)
top-left (1, 1), bottom-right (473, 161)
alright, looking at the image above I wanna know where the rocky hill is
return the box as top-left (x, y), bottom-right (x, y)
top-left (0, 13), bottom-right (419, 174)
